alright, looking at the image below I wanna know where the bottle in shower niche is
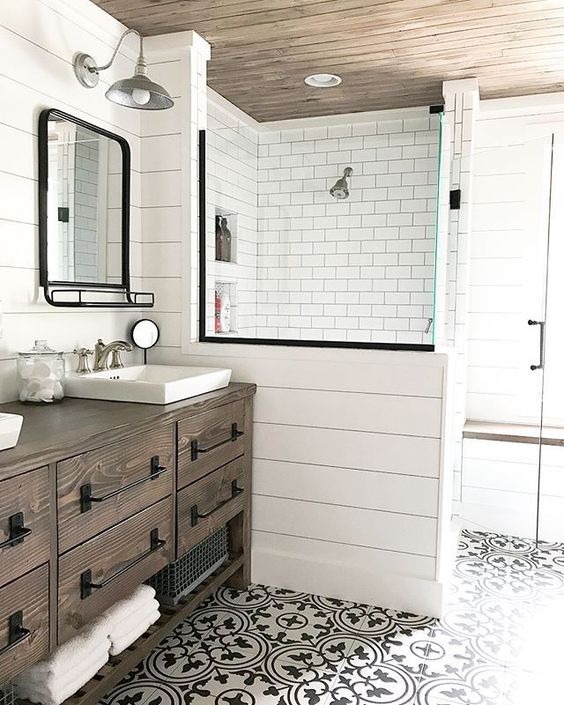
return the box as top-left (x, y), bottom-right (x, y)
top-left (221, 217), bottom-right (232, 262)
top-left (215, 215), bottom-right (224, 262)
top-left (219, 287), bottom-right (231, 333)
top-left (18, 340), bottom-right (65, 404)
top-left (215, 289), bottom-right (221, 333)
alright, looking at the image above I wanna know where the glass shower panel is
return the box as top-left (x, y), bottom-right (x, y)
top-left (203, 122), bottom-right (259, 338)
top-left (202, 110), bottom-right (444, 348)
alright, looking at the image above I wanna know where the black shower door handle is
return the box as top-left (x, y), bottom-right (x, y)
top-left (528, 319), bottom-right (545, 370)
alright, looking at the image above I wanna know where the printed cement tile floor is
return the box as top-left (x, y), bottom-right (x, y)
top-left (100, 530), bottom-right (564, 705)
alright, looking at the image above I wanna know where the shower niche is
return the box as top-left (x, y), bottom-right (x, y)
top-left (199, 105), bottom-right (448, 349)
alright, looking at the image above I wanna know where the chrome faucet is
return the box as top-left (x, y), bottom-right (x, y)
top-left (93, 339), bottom-right (133, 371)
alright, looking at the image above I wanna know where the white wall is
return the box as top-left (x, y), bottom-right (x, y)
top-left (0, 0), bottom-right (146, 402)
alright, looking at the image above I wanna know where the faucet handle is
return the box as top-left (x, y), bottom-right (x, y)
top-left (109, 348), bottom-right (125, 370)
top-left (73, 347), bottom-right (93, 374)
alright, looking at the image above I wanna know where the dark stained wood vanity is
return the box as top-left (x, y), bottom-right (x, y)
top-left (0, 382), bottom-right (256, 702)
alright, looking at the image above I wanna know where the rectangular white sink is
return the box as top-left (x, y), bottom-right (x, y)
top-left (65, 365), bottom-right (232, 405)
top-left (0, 413), bottom-right (23, 451)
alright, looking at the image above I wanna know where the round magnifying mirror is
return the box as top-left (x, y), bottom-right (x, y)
top-left (130, 319), bottom-right (159, 362)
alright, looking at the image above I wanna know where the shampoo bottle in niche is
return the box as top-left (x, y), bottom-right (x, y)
top-left (214, 289), bottom-right (221, 333)
top-left (215, 215), bottom-right (223, 261)
top-left (221, 217), bottom-right (232, 262)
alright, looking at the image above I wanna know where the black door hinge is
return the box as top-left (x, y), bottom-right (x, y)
top-left (449, 189), bottom-right (461, 210)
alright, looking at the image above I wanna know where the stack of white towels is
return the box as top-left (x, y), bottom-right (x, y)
top-left (13, 585), bottom-right (160, 705)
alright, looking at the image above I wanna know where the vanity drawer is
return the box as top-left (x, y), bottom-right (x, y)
top-left (57, 424), bottom-right (174, 553)
top-left (177, 455), bottom-right (246, 557)
top-left (0, 467), bottom-right (50, 586)
top-left (0, 564), bottom-right (50, 682)
top-left (177, 401), bottom-right (246, 490)
top-left (58, 496), bottom-right (172, 642)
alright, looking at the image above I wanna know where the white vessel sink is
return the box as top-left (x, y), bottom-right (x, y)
top-left (65, 365), bottom-right (232, 405)
top-left (0, 413), bottom-right (23, 451)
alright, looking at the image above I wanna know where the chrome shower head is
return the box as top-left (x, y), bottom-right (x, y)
top-left (330, 167), bottom-right (353, 200)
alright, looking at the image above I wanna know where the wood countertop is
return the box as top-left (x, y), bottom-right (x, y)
top-left (0, 383), bottom-right (256, 479)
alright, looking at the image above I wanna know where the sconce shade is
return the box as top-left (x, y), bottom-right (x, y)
top-left (105, 73), bottom-right (174, 110)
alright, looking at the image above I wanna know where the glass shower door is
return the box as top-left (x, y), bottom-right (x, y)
top-left (462, 134), bottom-right (553, 539)
top-left (537, 135), bottom-right (564, 543)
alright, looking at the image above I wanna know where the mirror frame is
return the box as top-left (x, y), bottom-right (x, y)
top-left (38, 108), bottom-right (151, 308)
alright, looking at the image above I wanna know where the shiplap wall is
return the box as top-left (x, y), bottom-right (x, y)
top-left (153, 342), bottom-right (453, 616)
top-left (0, 0), bottom-right (144, 402)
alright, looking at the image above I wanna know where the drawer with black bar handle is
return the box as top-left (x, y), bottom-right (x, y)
top-left (0, 466), bottom-right (50, 586)
top-left (57, 497), bottom-right (172, 643)
top-left (177, 400), bottom-right (246, 490)
top-left (0, 564), bottom-right (49, 682)
top-left (57, 424), bottom-right (174, 553)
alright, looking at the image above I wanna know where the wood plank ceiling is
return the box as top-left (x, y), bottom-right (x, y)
top-left (92, 0), bottom-right (564, 122)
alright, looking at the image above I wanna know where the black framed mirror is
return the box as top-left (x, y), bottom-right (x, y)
top-left (38, 108), bottom-right (153, 307)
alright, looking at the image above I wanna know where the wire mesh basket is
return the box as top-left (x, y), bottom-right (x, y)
top-left (0, 684), bottom-right (17, 705)
top-left (149, 526), bottom-right (229, 606)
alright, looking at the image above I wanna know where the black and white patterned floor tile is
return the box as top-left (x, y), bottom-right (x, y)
top-left (99, 530), bottom-right (564, 705)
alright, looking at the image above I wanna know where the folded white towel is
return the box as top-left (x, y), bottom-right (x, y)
top-left (15, 618), bottom-right (110, 679)
top-left (109, 608), bottom-right (160, 656)
top-left (19, 643), bottom-right (110, 692)
top-left (102, 584), bottom-right (156, 629)
top-left (14, 649), bottom-right (108, 705)
top-left (110, 597), bottom-right (160, 640)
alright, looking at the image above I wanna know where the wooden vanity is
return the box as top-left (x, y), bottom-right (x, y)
top-left (0, 382), bottom-right (255, 702)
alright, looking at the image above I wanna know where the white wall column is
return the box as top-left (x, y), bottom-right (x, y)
top-left (442, 78), bottom-right (479, 511)
top-left (141, 31), bottom-right (210, 353)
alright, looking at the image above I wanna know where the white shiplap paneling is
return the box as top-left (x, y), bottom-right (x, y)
top-left (0, 0), bottom-right (144, 401)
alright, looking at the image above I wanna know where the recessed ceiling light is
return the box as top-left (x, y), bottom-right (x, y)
top-left (304, 73), bottom-right (342, 88)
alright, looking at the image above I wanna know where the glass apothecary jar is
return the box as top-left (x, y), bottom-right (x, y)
top-left (18, 340), bottom-right (65, 404)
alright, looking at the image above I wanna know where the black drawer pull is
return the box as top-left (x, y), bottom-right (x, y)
top-left (190, 423), bottom-right (244, 461)
top-left (0, 611), bottom-right (31, 656)
top-left (80, 456), bottom-right (167, 513)
top-left (191, 480), bottom-right (244, 527)
top-left (0, 513), bottom-right (32, 550)
top-left (81, 528), bottom-right (166, 599)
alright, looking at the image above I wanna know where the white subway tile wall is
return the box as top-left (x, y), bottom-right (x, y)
top-left (256, 115), bottom-right (440, 344)
top-left (205, 104), bottom-right (442, 345)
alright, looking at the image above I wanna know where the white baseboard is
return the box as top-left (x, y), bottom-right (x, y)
top-left (252, 546), bottom-right (445, 618)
